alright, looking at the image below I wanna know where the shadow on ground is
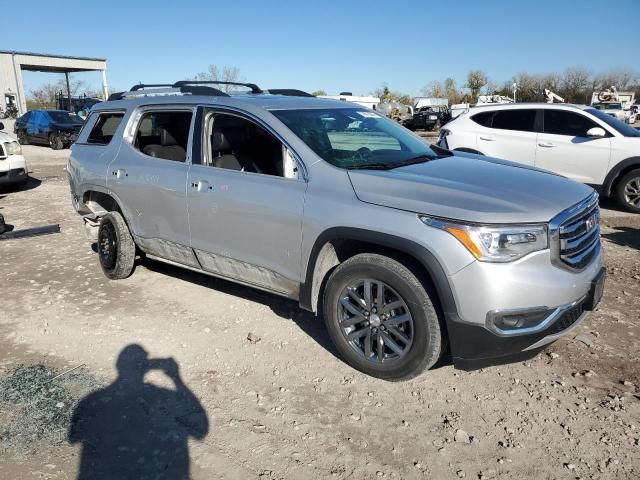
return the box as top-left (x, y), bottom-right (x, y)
top-left (141, 257), bottom-right (338, 358)
top-left (69, 344), bottom-right (208, 480)
top-left (602, 226), bottom-right (640, 251)
top-left (0, 176), bottom-right (42, 194)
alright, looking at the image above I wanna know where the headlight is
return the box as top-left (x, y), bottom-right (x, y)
top-left (420, 216), bottom-right (548, 262)
top-left (5, 141), bottom-right (22, 155)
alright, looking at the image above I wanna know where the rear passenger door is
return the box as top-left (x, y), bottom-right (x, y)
top-left (535, 109), bottom-right (611, 185)
top-left (186, 107), bottom-right (306, 296)
top-left (107, 106), bottom-right (199, 267)
top-left (476, 109), bottom-right (538, 166)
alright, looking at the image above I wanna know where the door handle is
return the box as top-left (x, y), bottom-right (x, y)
top-left (191, 180), bottom-right (212, 192)
top-left (112, 169), bottom-right (128, 178)
top-left (479, 136), bottom-right (495, 141)
top-left (538, 142), bottom-right (555, 148)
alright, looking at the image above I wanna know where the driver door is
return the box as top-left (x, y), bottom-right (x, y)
top-left (187, 107), bottom-right (307, 296)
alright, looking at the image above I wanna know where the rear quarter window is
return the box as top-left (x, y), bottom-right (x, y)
top-left (87, 112), bottom-right (125, 145)
top-left (470, 111), bottom-right (494, 127)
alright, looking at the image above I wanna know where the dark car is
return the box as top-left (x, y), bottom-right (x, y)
top-left (405, 105), bottom-right (452, 131)
top-left (14, 110), bottom-right (84, 149)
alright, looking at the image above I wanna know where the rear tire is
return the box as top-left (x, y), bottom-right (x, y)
top-left (97, 212), bottom-right (136, 280)
top-left (323, 253), bottom-right (442, 380)
top-left (615, 169), bottom-right (640, 214)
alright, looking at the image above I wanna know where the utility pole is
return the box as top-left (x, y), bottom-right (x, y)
top-left (65, 72), bottom-right (72, 112)
top-left (512, 82), bottom-right (518, 103)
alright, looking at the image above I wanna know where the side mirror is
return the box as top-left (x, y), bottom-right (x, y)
top-left (0, 122), bottom-right (4, 130)
top-left (586, 127), bottom-right (606, 138)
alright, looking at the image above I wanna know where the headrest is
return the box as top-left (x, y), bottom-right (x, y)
top-left (211, 129), bottom-right (231, 152)
top-left (159, 128), bottom-right (178, 147)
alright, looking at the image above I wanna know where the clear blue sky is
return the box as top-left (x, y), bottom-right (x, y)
top-left (4, 0), bottom-right (638, 97)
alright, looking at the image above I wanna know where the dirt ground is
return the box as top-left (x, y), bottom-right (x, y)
top-left (1, 120), bottom-right (639, 479)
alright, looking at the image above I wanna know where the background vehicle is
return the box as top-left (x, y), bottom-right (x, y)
top-left (318, 92), bottom-right (381, 110)
top-left (591, 88), bottom-right (636, 124)
top-left (2, 104), bottom-right (18, 119)
top-left (14, 109), bottom-right (84, 149)
top-left (439, 103), bottom-right (640, 212)
top-left (0, 121), bottom-right (28, 187)
top-left (405, 105), bottom-right (451, 131)
top-left (68, 81), bottom-right (604, 380)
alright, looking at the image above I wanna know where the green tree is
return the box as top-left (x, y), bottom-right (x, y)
top-left (465, 70), bottom-right (488, 102)
top-left (311, 90), bottom-right (327, 96)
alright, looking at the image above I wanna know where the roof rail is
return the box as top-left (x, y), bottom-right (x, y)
top-left (130, 83), bottom-right (174, 91)
top-left (267, 89), bottom-right (313, 97)
top-left (173, 80), bottom-right (263, 94)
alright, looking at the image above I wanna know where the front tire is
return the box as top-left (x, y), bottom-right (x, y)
top-left (615, 169), bottom-right (640, 214)
top-left (49, 133), bottom-right (63, 150)
top-left (17, 130), bottom-right (28, 145)
top-left (97, 212), bottom-right (136, 280)
top-left (323, 253), bottom-right (442, 380)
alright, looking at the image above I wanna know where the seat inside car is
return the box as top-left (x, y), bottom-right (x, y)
top-left (143, 128), bottom-right (187, 162)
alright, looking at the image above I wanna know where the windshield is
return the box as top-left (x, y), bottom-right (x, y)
top-left (47, 111), bottom-right (84, 124)
top-left (592, 103), bottom-right (622, 110)
top-left (586, 108), bottom-right (640, 137)
top-left (272, 108), bottom-right (448, 168)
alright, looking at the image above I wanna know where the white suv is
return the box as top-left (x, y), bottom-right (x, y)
top-left (439, 103), bottom-right (640, 212)
top-left (0, 121), bottom-right (28, 188)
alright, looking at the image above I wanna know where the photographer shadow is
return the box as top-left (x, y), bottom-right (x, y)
top-left (68, 344), bottom-right (208, 480)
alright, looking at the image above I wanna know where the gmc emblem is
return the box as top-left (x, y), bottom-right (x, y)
top-left (585, 212), bottom-right (599, 232)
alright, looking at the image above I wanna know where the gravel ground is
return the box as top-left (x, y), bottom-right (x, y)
top-left (0, 121), bottom-right (639, 479)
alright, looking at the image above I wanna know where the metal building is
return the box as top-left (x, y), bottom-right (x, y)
top-left (0, 50), bottom-right (108, 115)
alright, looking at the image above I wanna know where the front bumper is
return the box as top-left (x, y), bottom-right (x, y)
top-left (444, 244), bottom-right (604, 370)
top-left (0, 167), bottom-right (27, 185)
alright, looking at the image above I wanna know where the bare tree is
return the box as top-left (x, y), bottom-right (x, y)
top-left (193, 65), bottom-right (243, 92)
top-left (465, 70), bottom-right (488, 102)
top-left (421, 80), bottom-right (446, 98)
top-left (27, 75), bottom-right (89, 109)
top-left (444, 77), bottom-right (461, 105)
top-left (373, 83), bottom-right (411, 104)
top-left (561, 67), bottom-right (590, 103)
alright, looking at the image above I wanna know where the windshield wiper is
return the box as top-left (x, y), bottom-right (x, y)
top-left (347, 163), bottom-right (395, 170)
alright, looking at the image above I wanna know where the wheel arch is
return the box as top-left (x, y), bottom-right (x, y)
top-left (81, 187), bottom-right (134, 230)
top-left (299, 228), bottom-right (458, 325)
top-left (602, 157), bottom-right (640, 197)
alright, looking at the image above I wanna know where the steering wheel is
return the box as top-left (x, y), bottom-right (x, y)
top-left (354, 147), bottom-right (372, 160)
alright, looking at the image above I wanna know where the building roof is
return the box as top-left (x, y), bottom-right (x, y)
top-left (0, 50), bottom-right (106, 62)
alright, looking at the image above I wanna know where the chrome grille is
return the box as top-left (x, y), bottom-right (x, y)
top-left (550, 193), bottom-right (601, 271)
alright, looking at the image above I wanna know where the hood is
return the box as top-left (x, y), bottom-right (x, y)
top-left (347, 154), bottom-right (594, 224)
top-left (0, 131), bottom-right (17, 143)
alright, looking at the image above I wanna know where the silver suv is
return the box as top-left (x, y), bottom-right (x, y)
top-left (68, 81), bottom-right (605, 380)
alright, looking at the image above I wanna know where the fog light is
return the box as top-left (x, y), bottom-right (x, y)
top-left (487, 307), bottom-right (554, 335)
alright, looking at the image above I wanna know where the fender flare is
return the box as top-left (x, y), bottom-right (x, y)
top-left (602, 157), bottom-right (640, 197)
top-left (298, 227), bottom-right (458, 321)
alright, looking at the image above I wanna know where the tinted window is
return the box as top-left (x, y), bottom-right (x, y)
top-left (87, 112), bottom-right (125, 145)
top-left (48, 111), bottom-right (83, 124)
top-left (134, 111), bottom-right (192, 162)
top-left (585, 108), bottom-right (640, 137)
top-left (18, 111), bottom-right (31, 123)
top-left (471, 111), bottom-right (493, 127)
top-left (544, 110), bottom-right (599, 137)
top-left (491, 109), bottom-right (536, 132)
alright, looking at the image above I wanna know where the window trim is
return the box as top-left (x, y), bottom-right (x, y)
top-left (76, 109), bottom-right (126, 146)
top-left (125, 105), bottom-right (196, 164)
top-left (195, 105), bottom-right (308, 182)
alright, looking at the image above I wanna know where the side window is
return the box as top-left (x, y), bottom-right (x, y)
top-left (471, 111), bottom-right (493, 127)
top-left (87, 112), bottom-right (125, 145)
top-left (205, 112), bottom-right (295, 178)
top-left (134, 111), bottom-right (192, 162)
top-left (544, 110), bottom-right (599, 137)
top-left (19, 111), bottom-right (31, 123)
top-left (491, 109), bottom-right (537, 132)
